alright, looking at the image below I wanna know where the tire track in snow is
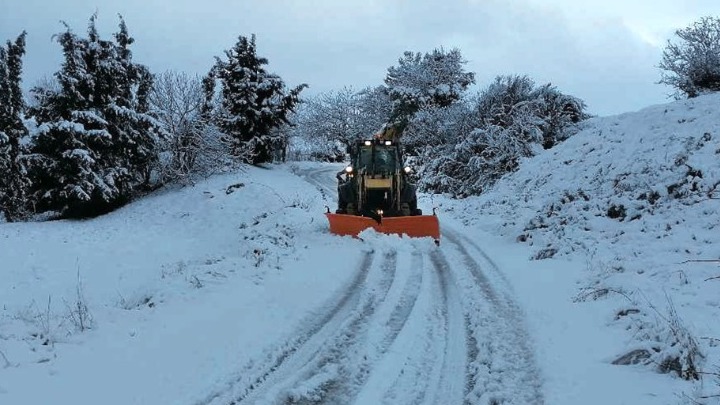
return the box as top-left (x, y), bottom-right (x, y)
top-left (352, 249), bottom-right (433, 405)
top-left (232, 250), bottom-right (397, 405)
top-left (448, 230), bottom-right (513, 289)
top-left (380, 251), bottom-right (424, 350)
top-left (442, 230), bottom-right (544, 405)
top-left (373, 250), bottom-right (439, 405)
top-left (194, 250), bottom-right (374, 405)
top-left (303, 167), bottom-right (341, 204)
top-left (368, 247), bottom-right (467, 405)
top-left (284, 250), bottom-right (399, 404)
top-left (297, 166), bottom-right (470, 404)
top-left (426, 249), bottom-right (471, 405)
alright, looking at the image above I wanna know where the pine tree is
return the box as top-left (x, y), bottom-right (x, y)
top-left (209, 34), bottom-right (307, 165)
top-left (0, 31), bottom-right (30, 221)
top-left (28, 15), bottom-right (164, 218)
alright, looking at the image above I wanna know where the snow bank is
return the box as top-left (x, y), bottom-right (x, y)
top-left (0, 163), bottom-right (363, 404)
top-left (434, 93), bottom-right (720, 401)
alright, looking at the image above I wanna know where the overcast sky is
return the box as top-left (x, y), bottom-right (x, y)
top-left (2, 0), bottom-right (719, 116)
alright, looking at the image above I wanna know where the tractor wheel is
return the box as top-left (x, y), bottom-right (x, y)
top-left (346, 203), bottom-right (357, 215)
top-left (336, 193), bottom-right (347, 214)
top-left (410, 198), bottom-right (421, 215)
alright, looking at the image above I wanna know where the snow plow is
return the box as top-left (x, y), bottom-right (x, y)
top-left (326, 137), bottom-right (440, 243)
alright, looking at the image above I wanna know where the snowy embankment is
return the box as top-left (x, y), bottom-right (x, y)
top-left (0, 165), bottom-right (363, 404)
top-left (432, 93), bottom-right (720, 401)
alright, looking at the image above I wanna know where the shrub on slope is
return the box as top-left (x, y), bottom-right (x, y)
top-left (451, 93), bottom-right (720, 394)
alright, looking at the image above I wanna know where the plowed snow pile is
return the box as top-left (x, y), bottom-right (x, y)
top-left (439, 93), bottom-right (720, 402)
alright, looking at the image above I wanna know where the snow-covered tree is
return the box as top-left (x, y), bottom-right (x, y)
top-left (27, 15), bottom-right (164, 218)
top-left (0, 31), bottom-right (30, 221)
top-left (659, 16), bottom-right (720, 98)
top-left (292, 86), bottom-right (391, 152)
top-left (402, 101), bottom-right (478, 157)
top-left (296, 87), bottom-right (362, 151)
top-left (383, 47), bottom-right (475, 135)
top-left (149, 70), bottom-right (228, 183)
top-left (355, 85), bottom-right (393, 134)
top-left (208, 34), bottom-right (307, 165)
top-left (286, 104), bottom-right (346, 162)
top-left (418, 75), bottom-right (587, 197)
top-left (285, 85), bottom-right (393, 161)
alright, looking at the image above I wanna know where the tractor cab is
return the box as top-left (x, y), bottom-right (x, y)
top-left (345, 138), bottom-right (412, 184)
top-left (351, 139), bottom-right (401, 176)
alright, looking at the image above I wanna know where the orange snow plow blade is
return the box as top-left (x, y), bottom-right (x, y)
top-left (326, 213), bottom-right (441, 242)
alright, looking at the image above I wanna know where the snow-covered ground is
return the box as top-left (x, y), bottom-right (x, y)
top-left (0, 167), bottom-right (363, 403)
top-left (1, 94), bottom-right (719, 404)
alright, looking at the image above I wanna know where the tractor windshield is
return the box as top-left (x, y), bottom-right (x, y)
top-left (357, 146), bottom-right (373, 169)
top-left (373, 147), bottom-right (397, 172)
top-left (355, 144), bottom-right (398, 173)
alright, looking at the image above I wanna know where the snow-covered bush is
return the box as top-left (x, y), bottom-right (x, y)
top-left (402, 101), bottom-right (478, 156)
top-left (287, 136), bottom-right (345, 162)
top-left (659, 16), bottom-right (720, 98)
top-left (149, 70), bottom-right (232, 184)
top-left (532, 83), bottom-right (589, 149)
top-left (418, 75), bottom-right (587, 197)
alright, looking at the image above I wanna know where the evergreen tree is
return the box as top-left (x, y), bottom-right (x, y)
top-left (28, 15), bottom-right (164, 218)
top-left (209, 34), bottom-right (307, 165)
top-left (0, 31), bottom-right (30, 221)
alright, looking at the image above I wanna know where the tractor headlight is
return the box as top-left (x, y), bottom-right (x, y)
top-left (384, 140), bottom-right (392, 145)
top-left (364, 140), bottom-right (372, 146)
top-left (345, 166), bottom-right (353, 173)
top-left (403, 166), bottom-right (412, 174)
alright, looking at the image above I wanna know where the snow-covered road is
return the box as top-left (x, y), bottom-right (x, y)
top-left (193, 166), bottom-right (543, 404)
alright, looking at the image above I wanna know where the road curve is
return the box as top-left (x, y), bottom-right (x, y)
top-left (193, 164), bottom-right (544, 405)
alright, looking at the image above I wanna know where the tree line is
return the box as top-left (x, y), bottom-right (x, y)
top-left (3, 14), bottom-right (719, 220)
top-left (289, 15), bottom-right (720, 197)
top-left (0, 14), bottom-right (304, 221)
top-left (289, 49), bottom-right (589, 197)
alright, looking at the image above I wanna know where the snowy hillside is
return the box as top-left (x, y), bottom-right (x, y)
top-left (435, 93), bottom-right (720, 400)
top-left (0, 166), bottom-right (367, 403)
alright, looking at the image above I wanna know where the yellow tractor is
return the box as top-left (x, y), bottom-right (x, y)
top-left (325, 137), bottom-right (440, 243)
